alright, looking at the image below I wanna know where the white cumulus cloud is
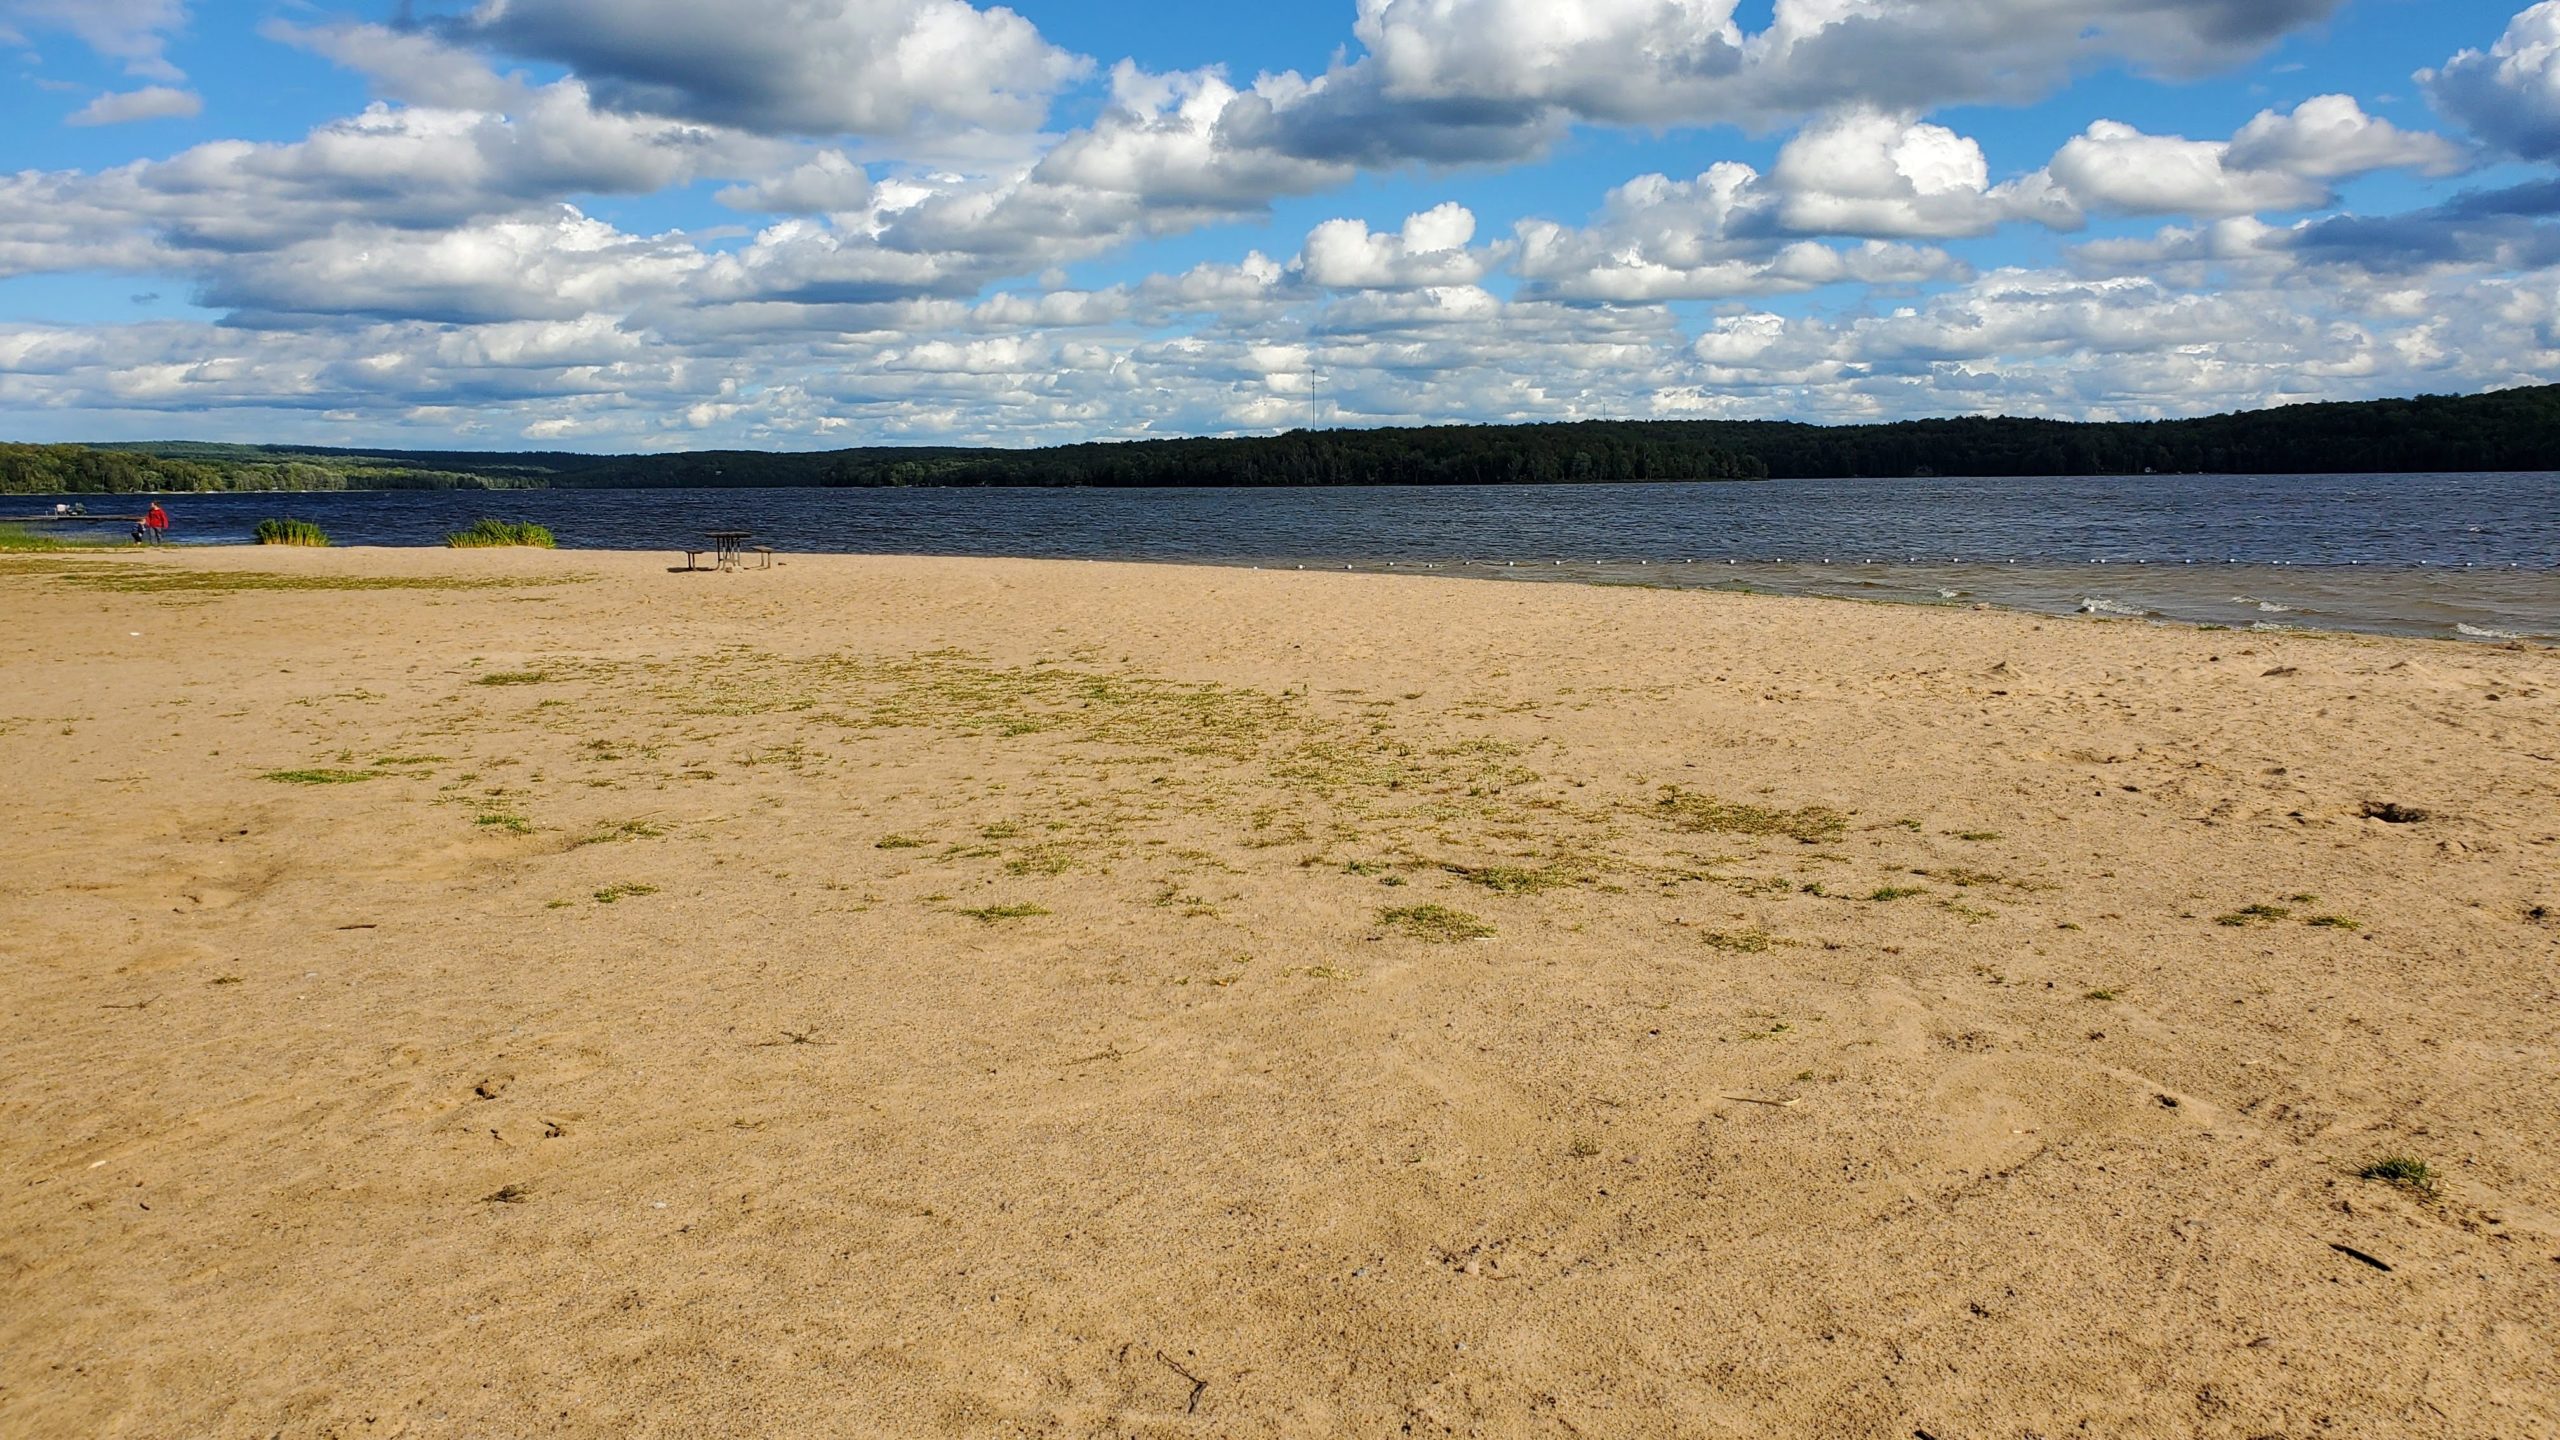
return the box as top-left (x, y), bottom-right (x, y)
top-left (67, 85), bottom-right (201, 127)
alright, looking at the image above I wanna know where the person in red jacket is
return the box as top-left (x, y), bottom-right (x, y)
top-left (143, 502), bottom-right (169, 545)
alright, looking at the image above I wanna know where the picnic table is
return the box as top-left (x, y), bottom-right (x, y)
top-left (705, 530), bottom-right (751, 571)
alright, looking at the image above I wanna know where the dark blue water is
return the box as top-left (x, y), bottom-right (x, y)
top-left (18, 472), bottom-right (2560, 640)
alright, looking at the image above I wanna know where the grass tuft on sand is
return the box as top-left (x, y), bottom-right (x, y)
top-left (1380, 903), bottom-right (1494, 942)
top-left (2357, 1155), bottom-right (2440, 1198)
top-left (254, 518), bottom-right (331, 547)
top-left (445, 518), bottom-right (556, 549)
top-left (1655, 787), bottom-right (1848, 844)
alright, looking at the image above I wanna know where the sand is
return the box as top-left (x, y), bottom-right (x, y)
top-left (1, 546), bottom-right (2555, 1439)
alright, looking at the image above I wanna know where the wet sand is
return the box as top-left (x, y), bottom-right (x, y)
top-left (2, 546), bottom-right (2556, 1438)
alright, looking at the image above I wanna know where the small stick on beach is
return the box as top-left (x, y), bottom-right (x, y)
top-left (1155, 1350), bottom-right (1208, 1414)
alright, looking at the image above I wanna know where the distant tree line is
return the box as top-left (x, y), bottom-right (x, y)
top-left (0, 442), bottom-right (535, 495)
top-left (6, 385), bottom-right (2554, 494)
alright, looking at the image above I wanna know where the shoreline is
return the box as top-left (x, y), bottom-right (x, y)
top-left (17, 538), bottom-right (2560, 645)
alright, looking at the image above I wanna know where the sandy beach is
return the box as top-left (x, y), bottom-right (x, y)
top-left (2, 546), bottom-right (2555, 1438)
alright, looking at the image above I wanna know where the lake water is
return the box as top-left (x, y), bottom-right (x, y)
top-left (23, 471), bottom-right (2560, 642)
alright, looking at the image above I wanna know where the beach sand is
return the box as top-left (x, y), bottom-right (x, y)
top-left (2, 547), bottom-right (2555, 1438)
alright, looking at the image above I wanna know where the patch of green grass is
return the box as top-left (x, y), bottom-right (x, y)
top-left (2084, 989), bottom-right (2118, 1001)
top-left (473, 670), bottom-right (551, 686)
top-left (577, 818), bottom-right (665, 846)
top-left (372, 754), bottom-right (447, 766)
top-left (473, 811), bottom-right (533, 835)
top-left (1953, 830), bottom-right (2002, 842)
top-left (0, 524), bottom-right (123, 552)
top-left (1923, 867), bottom-right (2007, 888)
top-left (263, 767), bottom-right (379, 785)
top-left (2305, 914), bottom-right (2362, 930)
top-left (1380, 903), bottom-right (1494, 942)
top-left (2357, 1155), bottom-right (2439, 1198)
top-left (874, 834), bottom-right (925, 849)
top-left (445, 518), bottom-right (556, 548)
top-left (1699, 928), bottom-right (1775, 953)
top-left (253, 518), bottom-right (330, 547)
top-left (2216, 902), bottom-right (2293, 927)
top-left (957, 902), bottom-right (1050, 922)
top-left (1566, 1136), bottom-right (1602, 1159)
top-left (1655, 787), bottom-right (1848, 844)
top-left (592, 883), bottom-right (658, 904)
top-left (1866, 885), bottom-right (1928, 902)
top-left (40, 566), bottom-right (562, 594)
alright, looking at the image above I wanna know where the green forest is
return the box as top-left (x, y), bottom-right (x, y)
top-left (5, 385), bottom-right (2555, 494)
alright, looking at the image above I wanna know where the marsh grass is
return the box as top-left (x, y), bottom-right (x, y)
top-left (0, 524), bottom-right (121, 552)
top-left (446, 518), bottom-right (556, 548)
top-left (592, 883), bottom-right (658, 904)
top-left (254, 518), bottom-right (331, 547)
top-left (1380, 903), bottom-right (1494, 941)
top-left (958, 902), bottom-right (1050, 922)
top-left (1655, 787), bottom-right (1847, 844)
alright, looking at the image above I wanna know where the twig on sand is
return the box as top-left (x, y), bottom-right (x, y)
top-left (335, 923), bottom-right (378, 931)
top-left (100, 996), bottom-right (156, 1011)
top-left (1721, 1094), bottom-right (1799, 1108)
top-left (1066, 1043), bottom-right (1147, 1066)
top-left (2329, 1242), bottom-right (2393, 1272)
top-left (1154, 1350), bottom-right (1208, 1414)
top-left (753, 1029), bottom-right (831, 1047)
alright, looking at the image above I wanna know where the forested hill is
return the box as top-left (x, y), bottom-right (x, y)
top-left (5, 385), bottom-right (2555, 494)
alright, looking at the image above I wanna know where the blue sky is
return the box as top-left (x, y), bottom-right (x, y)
top-left (0, 0), bottom-right (2554, 450)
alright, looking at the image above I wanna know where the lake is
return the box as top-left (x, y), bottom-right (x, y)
top-left (26, 471), bottom-right (2560, 642)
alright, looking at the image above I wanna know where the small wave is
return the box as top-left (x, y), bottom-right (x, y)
top-left (2255, 601), bottom-right (2296, 614)
top-left (1935, 588), bottom-right (1964, 599)
top-left (2078, 597), bottom-right (2149, 617)
top-left (2455, 623), bottom-right (2522, 640)
top-left (2249, 620), bottom-right (2297, 632)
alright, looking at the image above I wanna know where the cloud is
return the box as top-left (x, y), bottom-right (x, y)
top-left (0, 0), bottom-right (188, 80)
top-left (2423, 1), bottom-right (2560, 160)
top-left (716, 150), bottom-right (874, 213)
top-left (264, 20), bottom-right (515, 111)
top-left (2225, 94), bottom-right (2469, 179)
top-left (451, 0), bottom-right (1088, 138)
top-left (2047, 119), bottom-right (2332, 216)
top-left (2043, 98), bottom-right (2471, 221)
top-left (1769, 109), bottom-right (2084, 237)
top-left (0, 82), bottom-right (772, 283)
top-left (1297, 203), bottom-right (1488, 289)
top-left (67, 85), bottom-right (201, 126)
top-left (1508, 156), bottom-right (1981, 302)
top-left (1336, 0), bottom-right (2344, 131)
top-left (199, 209), bottom-right (708, 326)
